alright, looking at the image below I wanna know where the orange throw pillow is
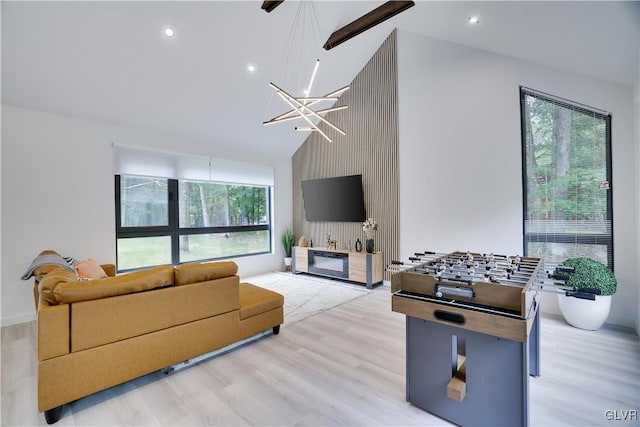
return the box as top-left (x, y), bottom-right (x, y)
top-left (75, 258), bottom-right (108, 279)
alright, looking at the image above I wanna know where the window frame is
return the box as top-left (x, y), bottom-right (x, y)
top-left (519, 87), bottom-right (614, 270)
top-left (115, 175), bottom-right (272, 272)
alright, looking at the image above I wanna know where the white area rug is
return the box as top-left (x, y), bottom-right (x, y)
top-left (242, 271), bottom-right (371, 326)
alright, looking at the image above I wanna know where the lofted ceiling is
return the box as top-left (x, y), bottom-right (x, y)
top-left (2, 1), bottom-right (638, 158)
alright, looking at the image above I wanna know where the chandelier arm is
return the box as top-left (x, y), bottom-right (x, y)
top-left (271, 83), bottom-right (345, 136)
top-left (296, 97), bottom-right (338, 102)
top-left (276, 84), bottom-right (350, 119)
top-left (267, 95), bottom-right (338, 123)
top-left (286, 97), bottom-right (346, 136)
top-left (325, 85), bottom-right (351, 97)
top-left (304, 59), bottom-right (320, 101)
top-left (264, 105), bottom-right (348, 125)
top-left (265, 82), bottom-right (350, 125)
top-left (274, 90), bottom-right (332, 142)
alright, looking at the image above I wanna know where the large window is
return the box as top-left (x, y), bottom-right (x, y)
top-left (116, 175), bottom-right (271, 271)
top-left (520, 87), bottom-right (613, 269)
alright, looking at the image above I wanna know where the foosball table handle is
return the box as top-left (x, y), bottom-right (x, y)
top-left (566, 291), bottom-right (597, 300)
top-left (434, 310), bottom-right (466, 325)
top-left (574, 287), bottom-right (601, 295)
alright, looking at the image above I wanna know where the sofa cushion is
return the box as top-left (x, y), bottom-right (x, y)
top-left (71, 275), bottom-right (240, 352)
top-left (75, 258), bottom-right (108, 279)
top-left (174, 261), bottom-right (238, 286)
top-left (53, 265), bottom-right (175, 304)
top-left (238, 282), bottom-right (284, 320)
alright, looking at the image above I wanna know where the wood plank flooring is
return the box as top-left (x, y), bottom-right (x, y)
top-left (2, 285), bottom-right (639, 426)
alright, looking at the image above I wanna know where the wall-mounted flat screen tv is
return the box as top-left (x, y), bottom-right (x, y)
top-left (302, 174), bottom-right (366, 222)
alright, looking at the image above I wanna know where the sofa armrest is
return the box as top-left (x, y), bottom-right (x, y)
top-left (101, 263), bottom-right (116, 277)
top-left (33, 281), bottom-right (40, 311)
top-left (37, 300), bottom-right (69, 361)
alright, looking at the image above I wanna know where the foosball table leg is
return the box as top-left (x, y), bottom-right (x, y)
top-left (406, 316), bottom-right (532, 426)
top-left (529, 308), bottom-right (541, 377)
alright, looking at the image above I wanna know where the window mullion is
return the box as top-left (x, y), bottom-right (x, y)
top-left (168, 179), bottom-right (179, 265)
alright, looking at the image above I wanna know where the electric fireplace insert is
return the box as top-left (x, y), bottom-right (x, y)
top-left (308, 250), bottom-right (349, 279)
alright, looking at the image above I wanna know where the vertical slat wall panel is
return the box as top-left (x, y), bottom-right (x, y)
top-left (292, 31), bottom-right (399, 280)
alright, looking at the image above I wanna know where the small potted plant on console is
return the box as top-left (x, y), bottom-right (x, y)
top-left (553, 257), bottom-right (617, 330)
top-left (281, 227), bottom-right (295, 270)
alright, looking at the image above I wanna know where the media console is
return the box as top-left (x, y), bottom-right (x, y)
top-left (292, 246), bottom-right (383, 289)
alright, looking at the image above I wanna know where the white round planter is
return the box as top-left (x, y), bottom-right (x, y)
top-left (284, 257), bottom-right (292, 267)
top-left (557, 293), bottom-right (612, 330)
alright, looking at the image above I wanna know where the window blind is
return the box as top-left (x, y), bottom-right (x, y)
top-left (520, 87), bottom-right (613, 269)
top-left (113, 144), bottom-right (274, 186)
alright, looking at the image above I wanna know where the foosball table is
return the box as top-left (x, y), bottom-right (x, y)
top-left (389, 250), bottom-right (545, 426)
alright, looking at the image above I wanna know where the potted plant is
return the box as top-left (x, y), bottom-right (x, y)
top-left (281, 227), bottom-right (295, 268)
top-left (555, 257), bottom-right (617, 330)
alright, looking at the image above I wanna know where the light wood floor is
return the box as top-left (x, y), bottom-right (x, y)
top-left (2, 285), bottom-right (639, 426)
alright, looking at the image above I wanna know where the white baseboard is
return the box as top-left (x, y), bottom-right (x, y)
top-left (2, 312), bottom-right (36, 327)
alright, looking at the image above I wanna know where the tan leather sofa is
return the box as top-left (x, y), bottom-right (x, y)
top-left (31, 251), bottom-right (283, 424)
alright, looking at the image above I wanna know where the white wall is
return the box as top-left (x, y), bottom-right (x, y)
top-left (1, 105), bottom-right (292, 326)
top-left (397, 31), bottom-right (638, 329)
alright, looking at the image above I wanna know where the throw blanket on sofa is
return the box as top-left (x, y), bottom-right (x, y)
top-left (21, 255), bottom-right (75, 280)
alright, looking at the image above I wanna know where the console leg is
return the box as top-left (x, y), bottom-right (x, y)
top-left (44, 405), bottom-right (64, 424)
top-left (272, 325), bottom-right (280, 335)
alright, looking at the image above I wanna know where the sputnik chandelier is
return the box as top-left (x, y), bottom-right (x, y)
top-left (262, 1), bottom-right (349, 143)
top-left (263, 60), bottom-right (349, 142)
top-left (261, 1), bottom-right (415, 141)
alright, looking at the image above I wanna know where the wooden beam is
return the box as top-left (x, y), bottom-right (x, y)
top-left (261, 1), bottom-right (284, 13)
top-left (323, 1), bottom-right (414, 50)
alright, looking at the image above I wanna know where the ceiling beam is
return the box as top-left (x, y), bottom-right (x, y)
top-left (261, 1), bottom-right (285, 13)
top-left (323, 1), bottom-right (415, 50)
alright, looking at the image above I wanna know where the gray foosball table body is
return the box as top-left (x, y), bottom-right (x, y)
top-left (405, 308), bottom-right (540, 427)
top-left (390, 251), bottom-right (544, 427)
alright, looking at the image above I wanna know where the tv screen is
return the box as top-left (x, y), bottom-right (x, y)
top-left (302, 175), bottom-right (366, 222)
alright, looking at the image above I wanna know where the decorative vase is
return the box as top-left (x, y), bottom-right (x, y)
top-left (366, 239), bottom-right (374, 253)
top-left (557, 293), bottom-right (612, 330)
top-left (364, 228), bottom-right (375, 253)
top-left (355, 238), bottom-right (362, 252)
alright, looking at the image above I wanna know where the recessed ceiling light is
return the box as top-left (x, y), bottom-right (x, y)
top-left (163, 26), bottom-right (176, 38)
top-left (247, 64), bottom-right (256, 72)
top-left (468, 16), bottom-right (480, 24)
